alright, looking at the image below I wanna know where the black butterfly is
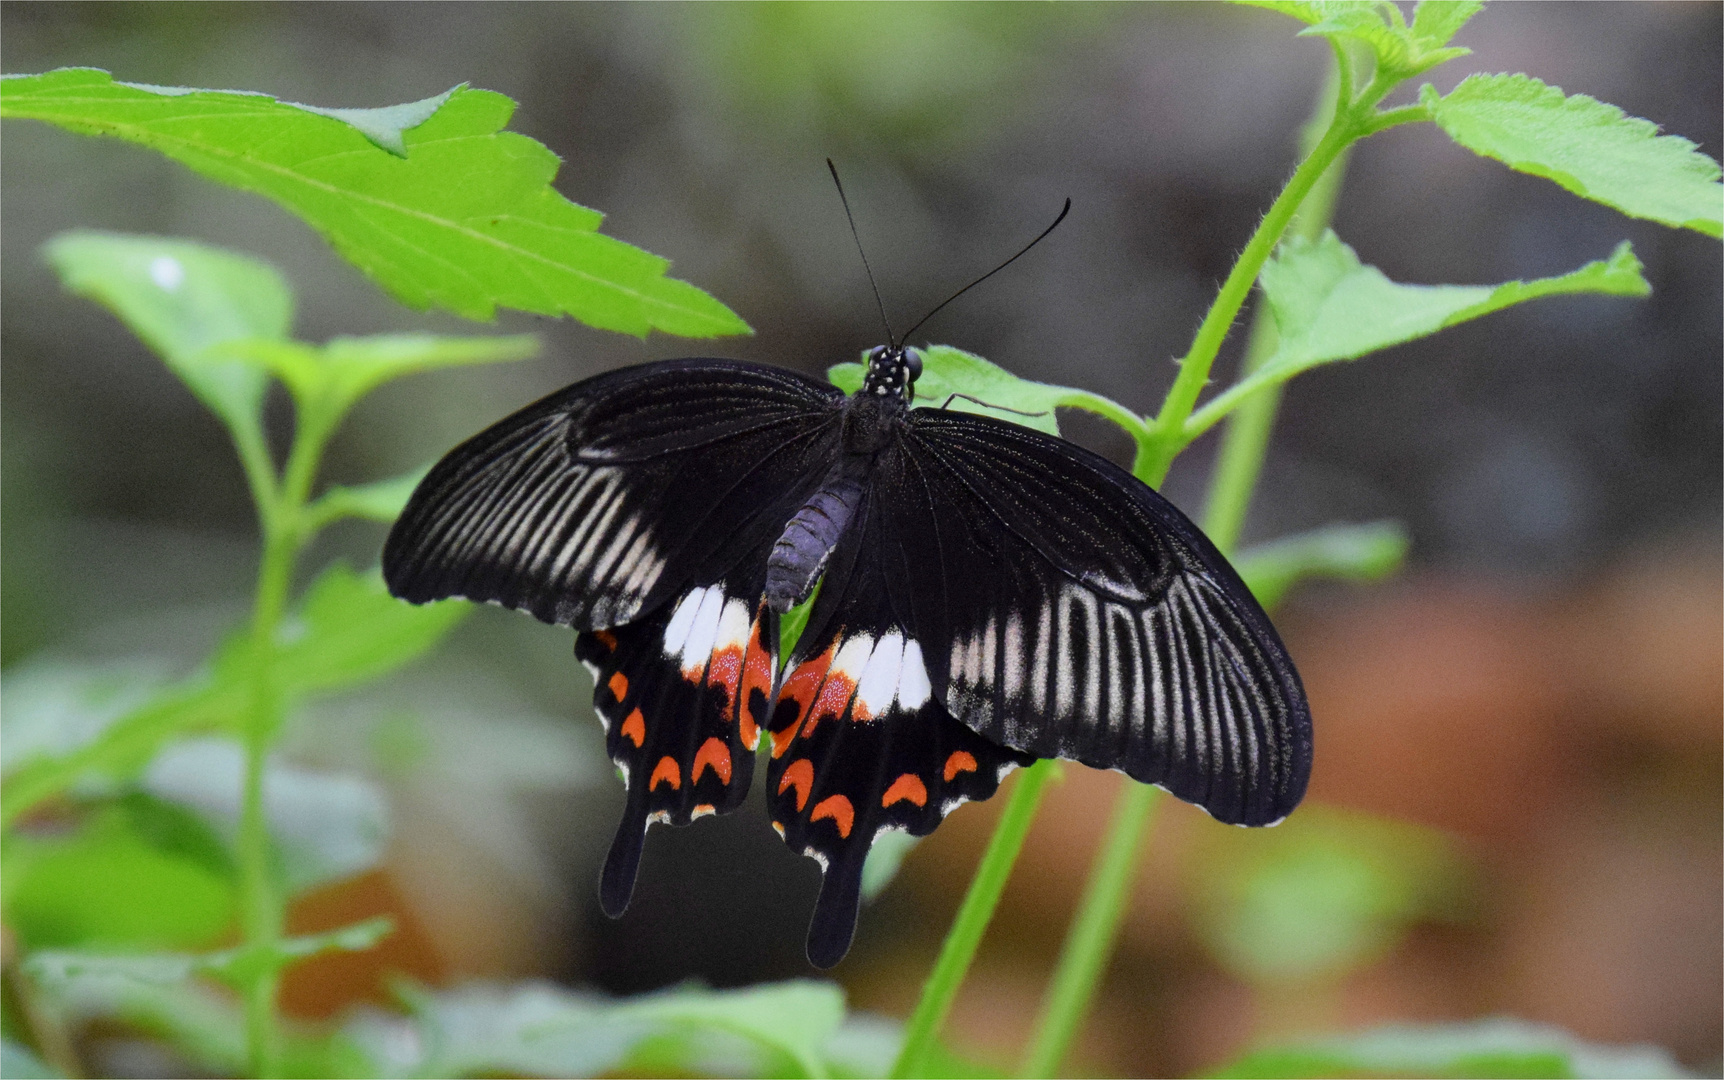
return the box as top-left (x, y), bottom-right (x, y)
top-left (381, 343), bottom-right (1312, 968)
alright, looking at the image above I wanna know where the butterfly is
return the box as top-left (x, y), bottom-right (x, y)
top-left (381, 341), bottom-right (1312, 968)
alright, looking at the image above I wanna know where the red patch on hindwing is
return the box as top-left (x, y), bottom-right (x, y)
top-left (621, 709), bottom-right (646, 748)
top-left (779, 758), bottom-right (814, 811)
top-left (944, 751), bottom-right (978, 781)
top-left (607, 671), bottom-right (629, 701)
top-left (738, 607), bottom-right (775, 748)
top-left (650, 756), bottom-right (681, 791)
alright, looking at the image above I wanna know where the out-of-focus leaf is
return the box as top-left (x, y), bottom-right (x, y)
top-left (860, 827), bottom-right (922, 902)
top-left (3, 800), bottom-right (233, 950)
top-left (1190, 233), bottom-right (1648, 439)
top-left (1233, 521), bottom-right (1409, 611)
top-left (266, 563), bottom-right (467, 697)
top-left (144, 737), bottom-right (389, 894)
top-left (1208, 1018), bottom-right (1691, 1079)
top-left (43, 231), bottom-right (290, 442)
top-left (25, 919), bottom-right (392, 989)
top-left (1409, 0), bottom-right (1483, 49)
top-left (0, 657), bottom-right (175, 777)
top-left (0, 1039), bottom-right (62, 1079)
top-left (307, 466), bottom-right (431, 530)
top-left (345, 979), bottom-right (851, 1079)
top-left (611, 980), bottom-right (846, 1078)
top-left (1424, 74), bottom-right (1724, 238)
top-left (27, 953), bottom-right (368, 1078)
top-left (4, 69), bottom-right (752, 334)
top-left (222, 334), bottom-right (539, 429)
top-left (1188, 806), bottom-right (1471, 985)
top-left (829, 345), bottom-right (1151, 448)
top-left (778, 577), bottom-right (822, 662)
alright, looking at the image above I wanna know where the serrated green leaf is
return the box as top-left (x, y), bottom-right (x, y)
top-left (1208, 1019), bottom-right (1690, 1079)
top-left (610, 980), bottom-right (846, 1078)
top-left (1425, 74), bottom-right (1724, 237)
top-left (1189, 231), bottom-right (1648, 439)
top-left (1409, 0), bottom-right (1482, 49)
top-left (268, 563), bottom-right (468, 697)
top-left (1234, 0), bottom-right (1380, 27)
top-left (43, 231), bottom-right (290, 442)
top-left (829, 345), bottom-right (1152, 454)
top-left (307, 466), bottom-right (431, 529)
top-left (1233, 520), bottom-right (1409, 610)
top-left (4, 68), bottom-right (752, 334)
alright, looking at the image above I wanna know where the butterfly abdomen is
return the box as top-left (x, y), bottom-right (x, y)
top-left (765, 457), bottom-right (869, 612)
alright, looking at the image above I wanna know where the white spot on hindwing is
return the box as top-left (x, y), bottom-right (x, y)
top-left (856, 632), bottom-right (905, 716)
top-left (898, 640), bottom-right (931, 709)
top-left (662, 587), bottom-right (706, 656)
top-left (679, 587), bottom-right (727, 675)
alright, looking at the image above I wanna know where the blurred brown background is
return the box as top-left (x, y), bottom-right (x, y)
top-left (3, 3), bottom-right (1719, 1076)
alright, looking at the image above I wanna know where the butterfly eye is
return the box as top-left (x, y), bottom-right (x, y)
top-left (903, 348), bottom-right (923, 382)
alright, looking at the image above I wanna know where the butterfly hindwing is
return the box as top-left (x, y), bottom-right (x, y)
top-left (577, 583), bottom-right (780, 917)
top-left (384, 360), bottom-right (844, 630)
top-left (881, 409), bottom-right (1312, 827)
top-left (766, 489), bottom-right (1037, 968)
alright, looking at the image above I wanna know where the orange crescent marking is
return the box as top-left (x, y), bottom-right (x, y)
top-left (607, 671), bottom-right (629, 701)
top-left (593, 630), bottom-right (618, 651)
top-left (882, 772), bottom-right (929, 809)
top-left (810, 794), bottom-right (855, 838)
top-left (943, 751), bottom-right (979, 781)
top-left (649, 756), bottom-right (681, 791)
top-left (778, 758), bottom-right (814, 812)
top-left (620, 708), bottom-right (646, 748)
top-left (692, 737), bottom-right (733, 785)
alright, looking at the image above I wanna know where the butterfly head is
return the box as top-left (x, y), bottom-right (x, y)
top-left (860, 345), bottom-right (923, 403)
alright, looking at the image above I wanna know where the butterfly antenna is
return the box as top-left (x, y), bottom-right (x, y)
top-left (828, 159), bottom-right (897, 348)
top-left (901, 198), bottom-right (1071, 345)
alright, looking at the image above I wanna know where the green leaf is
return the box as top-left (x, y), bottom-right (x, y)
top-left (144, 738), bottom-right (390, 894)
top-left (4, 68), bottom-right (752, 334)
top-left (1424, 73), bottom-right (1724, 238)
top-left (1240, 0), bottom-right (1469, 79)
top-left (1233, 520), bottom-right (1409, 611)
top-left (267, 563), bottom-right (468, 697)
top-left (24, 918), bottom-right (393, 988)
top-left (221, 332), bottom-right (539, 433)
top-left (861, 828), bottom-right (922, 903)
top-left (4, 800), bottom-right (234, 950)
top-left (1189, 231), bottom-right (1648, 439)
top-left (1189, 806), bottom-right (1469, 986)
top-left (1208, 1019), bottom-right (1690, 1079)
top-left (306, 466), bottom-right (431, 529)
top-left (612, 980), bottom-right (846, 1078)
top-left (0, 657), bottom-right (175, 777)
top-left (778, 576), bottom-right (822, 664)
top-left (829, 345), bottom-right (1152, 452)
top-left (43, 231), bottom-right (291, 442)
top-left (1409, 0), bottom-right (1483, 49)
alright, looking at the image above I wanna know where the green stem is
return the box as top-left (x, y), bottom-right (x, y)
top-left (1017, 781), bottom-right (1161, 1078)
top-left (890, 760), bottom-right (1058, 1079)
top-left (235, 397), bottom-right (337, 1078)
top-left (1017, 58), bottom-right (1360, 1079)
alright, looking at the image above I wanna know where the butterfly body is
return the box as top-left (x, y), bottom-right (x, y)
top-left (383, 347), bottom-right (1311, 967)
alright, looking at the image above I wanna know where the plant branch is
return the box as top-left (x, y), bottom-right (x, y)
top-left (890, 760), bottom-right (1059, 1079)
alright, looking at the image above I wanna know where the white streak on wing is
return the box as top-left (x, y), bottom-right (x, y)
top-left (1105, 604), bottom-right (1142, 737)
top-left (566, 481), bottom-right (627, 581)
top-left (949, 637), bottom-right (966, 688)
top-left (898, 639), bottom-right (931, 709)
top-left (1002, 609), bottom-right (1024, 704)
top-left (691, 805), bottom-right (716, 820)
top-left (830, 633), bottom-right (876, 686)
top-left (588, 513), bottom-right (639, 587)
top-left (1054, 587), bottom-right (1076, 721)
top-left (979, 615), bottom-right (997, 690)
top-left (647, 810), bottom-right (671, 826)
top-left (1142, 606), bottom-right (1166, 744)
top-left (616, 761), bottom-right (630, 787)
top-left (548, 469), bottom-right (618, 582)
top-left (856, 632), bottom-right (905, 716)
top-left (714, 598), bottom-right (753, 653)
top-left (680, 586), bottom-right (727, 673)
top-left (662, 587), bottom-right (706, 656)
top-left (996, 761), bottom-right (1021, 782)
top-left (1030, 604), bottom-right (1052, 720)
top-left (610, 530), bottom-right (653, 589)
top-left (803, 847), bottom-right (830, 871)
top-left (1072, 586), bottom-right (1102, 725)
top-left (940, 797), bottom-right (969, 817)
top-left (579, 659), bottom-right (601, 680)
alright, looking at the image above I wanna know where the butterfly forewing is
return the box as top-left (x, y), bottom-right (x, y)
top-left (384, 360), bottom-right (844, 630)
top-left (882, 409), bottom-right (1311, 826)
